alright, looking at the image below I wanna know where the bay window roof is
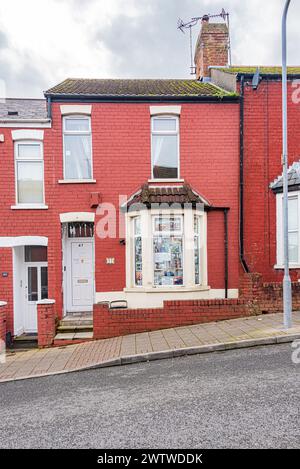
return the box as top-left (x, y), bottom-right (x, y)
top-left (270, 161), bottom-right (300, 193)
top-left (123, 183), bottom-right (211, 210)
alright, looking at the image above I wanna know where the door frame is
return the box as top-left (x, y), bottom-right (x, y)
top-left (62, 230), bottom-right (95, 316)
top-left (25, 261), bottom-right (48, 333)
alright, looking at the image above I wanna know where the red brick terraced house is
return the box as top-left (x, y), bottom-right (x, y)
top-left (1, 18), bottom-right (300, 347)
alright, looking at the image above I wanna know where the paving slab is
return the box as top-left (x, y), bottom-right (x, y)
top-left (1, 312), bottom-right (300, 383)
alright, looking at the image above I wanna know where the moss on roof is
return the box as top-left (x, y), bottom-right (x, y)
top-left (213, 66), bottom-right (300, 75)
top-left (45, 78), bottom-right (234, 98)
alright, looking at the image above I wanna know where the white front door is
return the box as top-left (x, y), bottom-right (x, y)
top-left (66, 240), bottom-right (94, 312)
top-left (25, 263), bottom-right (48, 332)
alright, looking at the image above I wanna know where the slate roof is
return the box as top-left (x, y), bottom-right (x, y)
top-left (124, 184), bottom-right (210, 210)
top-left (270, 162), bottom-right (300, 192)
top-left (45, 78), bottom-right (232, 99)
top-left (0, 98), bottom-right (48, 120)
top-left (212, 66), bottom-right (300, 76)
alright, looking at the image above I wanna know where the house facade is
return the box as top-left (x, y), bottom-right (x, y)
top-left (1, 18), bottom-right (300, 344)
top-left (0, 81), bottom-right (240, 339)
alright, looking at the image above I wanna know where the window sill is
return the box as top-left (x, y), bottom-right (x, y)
top-left (124, 285), bottom-right (210, 293)
top-left (148, 179), bottom-right (184, 183)
top-left (58, 179), bottom-right (96, 184)
top-left (11, 204), bottom-right (48, 210)
top-left (274, 264), bottom-right (300, 270)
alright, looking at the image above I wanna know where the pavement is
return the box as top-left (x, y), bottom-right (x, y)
top-left (1, 311), bottom-right (300, 383)
top-left (0, 343), bottom-right (299, 449)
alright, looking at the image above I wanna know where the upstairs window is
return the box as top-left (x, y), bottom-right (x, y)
top-left (15, 141), bottom-right (44, 205)
top-left (63, 116), bottom-right (92, 180)
top-left (151, 116), bottom-right (179, 179)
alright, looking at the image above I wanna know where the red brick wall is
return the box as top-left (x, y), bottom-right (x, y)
top-left (0, 249), bottom-right (13, 334)
top-left (243, 80), bottom-right (300, 282)
top-left (93, 299), bottom-right (254, 340)
top-left (37, 301), bottom-right (56, 348)
top-left (0, 303), bottom-right (7, 344)
top-left (0, 101), bottom-right (240, 328)
top-left (240, 273), bottom-right (300, 313)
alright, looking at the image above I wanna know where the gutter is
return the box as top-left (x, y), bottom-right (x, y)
top-left (44, 94), bottom-right (239, 104)
top-left (239, 75), bottom-right (250, 273)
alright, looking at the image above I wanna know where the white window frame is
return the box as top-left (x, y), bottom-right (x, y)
top-left (276, 191), bottom-right (300, 268)
top-left (194, 214), bottom-right (201, 285)
top-left (62, 115), bottom-right (93, 181)
top-left (152, 214), bottom-right (184, 287)
top-left (14, 140), bottom-right (45, 208)
top-left (151, 115), bottom-right (180, 180)
top-left (126, 208), bottom-right (207, 291)
top-left (133, 216), bottom-right (143, 287)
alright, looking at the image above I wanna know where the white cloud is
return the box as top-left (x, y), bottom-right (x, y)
top-left (0, 0), bottom-right (299, 97)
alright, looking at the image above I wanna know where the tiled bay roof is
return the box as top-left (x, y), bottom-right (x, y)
top-left (124, 184), bottom-right (210, 210)
top-left (45, 78), bottom-right (231, 98)
top-left (0, 98), bottom-right (48, 120)
top-left (270, 162), bottom-right (300, 193)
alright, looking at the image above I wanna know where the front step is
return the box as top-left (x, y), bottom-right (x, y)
top-left (54, 315), bottom-right (93, 346)
top-left (11, 334), bottom-right (38, 351)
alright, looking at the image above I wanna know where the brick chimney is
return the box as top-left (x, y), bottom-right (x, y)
top-left (194, 16), bottom-right (229, 80)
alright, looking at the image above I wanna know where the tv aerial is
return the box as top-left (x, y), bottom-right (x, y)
top-left (177, 9), bottom-right (232, 75)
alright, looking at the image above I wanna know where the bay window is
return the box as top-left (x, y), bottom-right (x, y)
top-left (151, 116), bottom-right (179, 179)
top-left (276, 191), bottom-right (300, 267)
top-left (15, 141), bottom-right (44, 205)
top-left (63, 115), bottom-right (92, 180)
top-left (129, 209), bottom-right (207, 290)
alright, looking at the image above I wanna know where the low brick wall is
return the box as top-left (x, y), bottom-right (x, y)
top-left (0, 302), bottom-right (7, 345)
top-left (240, 273), bottom-right (300, 313)
top-left (37, 300), bottom-right (56, 348)
top-left (94, 299), bottom-right (256, 340)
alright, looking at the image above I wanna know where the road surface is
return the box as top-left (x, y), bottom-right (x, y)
top-left (0, 344), bottom-right (299, 449)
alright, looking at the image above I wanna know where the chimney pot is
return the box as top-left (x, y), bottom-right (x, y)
top-left (202, 15), bottom-right (210, 23)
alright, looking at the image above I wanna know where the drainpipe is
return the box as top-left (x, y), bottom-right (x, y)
top-left (224, 208), bottom-right (229, 299)
top-left (239, 75), bottom-right (250, 273)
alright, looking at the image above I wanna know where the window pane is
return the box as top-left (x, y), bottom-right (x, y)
top-left (152, 135), bottom-right (178, 179)
top-left (25, 246), bottom-right (47, 262)
top-left (154, 217), bottom-right (182, 232)
top-left (134, 218), bottom-right (142, 286)
top-left (153, 118), bottom-right (177, 132)
top-left (288, 198), bottom-right (298, 231)
top-left (194, 216), bottom-right (200, 284)
top-left (289, 232), bottom-right (298, 263)
top-left (17, 143), bottom-right (41, 159)
top-left (41, 267), bottom-right (48, 300)
top-left (64, 134), bottom-right (92, 179)
top-left (153, 236), bottom-right (183, 286)
top-left (65, 118), bottom-right (90, 132)
top-left (28, 267), bottom-right (38, 302)
top-left (17, 161), bottom-right (43, 203)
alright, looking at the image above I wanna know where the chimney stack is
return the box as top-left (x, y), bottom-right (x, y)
top-left (194, 18), bottom-right (229, 80)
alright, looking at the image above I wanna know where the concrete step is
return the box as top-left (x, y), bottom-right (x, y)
top-left (59, 318), bottom-right (93, 327)
top-left (57, 325), bottom-right (93, 333)
top-left (53, 331), bottom-right (94, 347)
top-left (11, 334), bottom-right (38, 350)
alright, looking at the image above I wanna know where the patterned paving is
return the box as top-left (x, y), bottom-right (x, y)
top-left (1, 312), bottom-right (300, 383)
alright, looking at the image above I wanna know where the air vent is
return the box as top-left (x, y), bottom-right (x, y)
top-left (7, 111), bottom-right (19, 116)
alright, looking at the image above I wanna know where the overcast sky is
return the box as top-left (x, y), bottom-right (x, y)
top-left (0, 0), bottom-right (299, 98)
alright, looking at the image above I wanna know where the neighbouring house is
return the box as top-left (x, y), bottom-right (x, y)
top-left (1, 17), bottom-right (300, 346)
